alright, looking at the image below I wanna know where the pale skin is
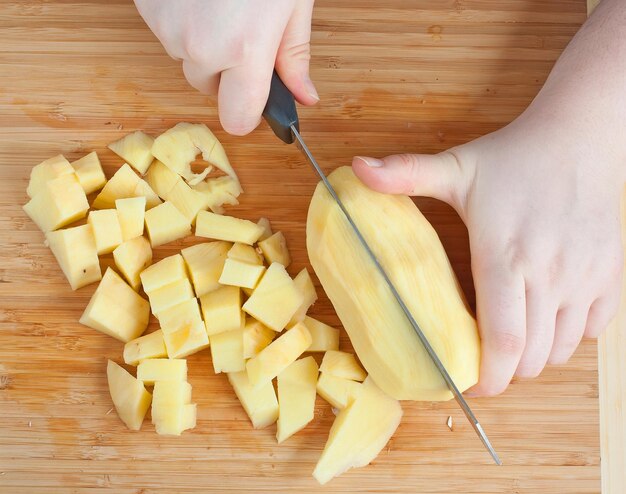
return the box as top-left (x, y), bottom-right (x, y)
top-left (135, 0), bottom-right (625, 396)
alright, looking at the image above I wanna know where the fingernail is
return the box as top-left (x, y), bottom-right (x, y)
top-left (303, 76), bottom-right (320, 102)
top-left (355, 156), bottom-right (384, 168)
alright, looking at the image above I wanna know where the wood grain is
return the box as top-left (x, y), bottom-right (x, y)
top-left (0, 1), bottom-right (613, 493)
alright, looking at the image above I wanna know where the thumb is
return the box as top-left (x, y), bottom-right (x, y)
top-left (352, 152), bottom-right (467, 208)
top-left (275, 0), bottom-right (319, 105)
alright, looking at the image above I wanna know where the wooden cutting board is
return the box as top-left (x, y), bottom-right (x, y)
top-left (0, 1), bottom-right (623, 492)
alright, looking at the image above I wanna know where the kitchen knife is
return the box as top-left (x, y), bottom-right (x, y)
top-left (262, 71), bottom-right (501, 466)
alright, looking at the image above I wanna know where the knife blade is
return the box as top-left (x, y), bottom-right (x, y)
top-left (262, 70), bottom-right (501, 465)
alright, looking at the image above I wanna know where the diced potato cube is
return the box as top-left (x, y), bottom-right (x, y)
top-left (140, 253), bottom-right (187, 293)
top-left (108, 131), bottom-right (155, 175)
top-left (320, 351), bottom-right (367, 382)
top-left (107, 360), bottom-right (151, 431)
top-left (80, 268), bottom-right (150, 342)
top-left (162, 317), bottom-right (210, 359)
top-left (246, 323), bottom-right (312, 387)
top-left (219, 259), bottom-right (265, 289)
top-left (200, 285), bottom-right (243, 335)
top-left (304, 316), bottom-right (340, 352)
top-left (258, 231), bottom-right (291, 267)
top-left (145, 201), bottom-right (191, 247)
top-left (113, 236), bottom-right (152, 291)
top-left (71, 152), bottom-right (106, 194)
top-left (24, 173), bottom-right (89, 233)
top-left (242, 263), bottom-right (304, 332)
top-left (316, 373), bottom-right (362, 410)
top-left (227, 243), bottom-right (263, 265)
top-left (145, 160), bottom-right (182, 199)
top-left (166, 180), bottom-right (208, 223)
top-left (147, 278), bottom-right (194, 314)
top-left (276, 356), bottom-right (319, 443)
top-left (88, 209), bottom-right (123, 255)
top-left (195, 211), bottom-right (263, 245)
top-left (243, 319), bottom-right (275, 359)
top-left (256, 217), bottom-right (272, 241)
top-left (92, 164), bottom-right (160, 209)
top-left (210, 328), bottom-right (245, 374)
top-left (115, 196), bottom-right (146, 241)
top-left (181, 241), bottom-right (230, 296)
top-left (227, 371), bottom-right (278, 429)
top-left (45, 224), bottom-right (101, 290)
top-left (72, 151), bottom-right (107, 194)
top-left (312, 378), bottom-right (403, 485)
top-left (137, 358), bottom-right (187, 385)
top-left (123, 330), bottom-right (167, 366)
top-left (151, 380), bottom-right (195, 435)
top-left (152, 122), bottom-right (239, 187)
top-left (288, 268), bottom-right (318, 326)
top-left (192, 176), bottom-right (241, 214)
top-left (26, 154), bottom-right (74, 198)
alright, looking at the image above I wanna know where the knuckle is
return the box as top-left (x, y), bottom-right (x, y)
top-left (488, 330), bottom-right (525, 356)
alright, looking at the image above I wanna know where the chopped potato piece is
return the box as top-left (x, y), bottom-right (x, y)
top-left (256, 217), bottom-right (272, 241)
top-left (88, 209), bottom-right (123, 255)
top-left (219, 258), bottom-right (265, 289)
top-left (181, 241), bottom-right (230, 297)
top-left (200, 285), bottom-right (243, 335)
top-left (113, 236), bottom-right (152, 291)
top-left (152, 122), bottom-right (239, 188)
top-left (156, 298), bottom-right (202, 328)
top-left (115, 196), bottom-right (146, 241)
top-left (243, 319), bottom-right (275, 359)
top-left (80, 268), bottom-right (150, 342)
top-left (147, 278), bottom-right (194, 315)
top-left (246, 322), bottom-right (312, 387)
top-left (313, 378), bottom-right (403, 485)
top-left (316, 373), bottom-right (362, 410)
top-left (140, 253), bottom-right (187, 293)
top-left (107, 360), bottom-right (151, 431)
top-left (258, 231), bottom-right (291, 267)
top-left (92, 163), bottom-right (160, 209)
top-left (162, 317), bottom-right (210, 359)
top-left (151, 380), bottom-right (195, 435)
top-left (24, 173), bottom-right (89, 233)
top-left (210, 328), bottom-right (245, 373)
top-left (192, 176), bottom-right (240, 214)
top-left (145, 159), bottom-right (182, 198)
top-left (144, 201), bottom-right (191, 247)
top-left (26, 154), bottom-right (74, 198)
top-left (166, 180), bottom-right (209, 223)
top-left (71, 152), bottom-right (106, 194)
top-left (227, 242), bottom-right (263, 266)
top-left (288, 268), bottom-right (317, 326)
top-left (227, 371), bottom-right (278, 429)
top-left (276, 356), bottom-right (318, 443)
top-left (137, 358), bottom-right (187, 385)
top-left (123, 330), bottom-right (167, 366)
top-left (320, 351), bottom-right (367, 382)
top-left (45, 224), bottom-right (101, 290)
top-left (304, 316), bottom-right (340, 352)
top-left (108, 131), bottom-right (154, 175)
top-left (195, 211), bottom-right (263, 245)
top-left (242, 263), bottom-right (304, 332)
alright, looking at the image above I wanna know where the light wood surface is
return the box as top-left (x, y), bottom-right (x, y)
top-left (0, 1), bottom-right (616, 493)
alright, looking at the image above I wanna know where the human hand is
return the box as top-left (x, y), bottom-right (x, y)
top-left (134, 0), bottom-right (318, 135)
top-left (352, 109), bottom-right (625, 396)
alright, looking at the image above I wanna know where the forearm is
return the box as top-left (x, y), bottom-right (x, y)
top-left (520, 0), bottom-right (626, 164)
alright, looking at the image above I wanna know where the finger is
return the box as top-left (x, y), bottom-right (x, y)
top-left (547, 302), bottom-right (590, 365)
top-left (584, 290), bottom-right (622, 338)
top-left (515, 287), bottom-right (558, 378)
top-left (275, 0), bottom-right (319, 105)
top-left (351, 152), bottom-right (466, 209)
top-left (218, 63), bottom-right (274, 136)
top-left (182, 60), bottom-right (220, 95)
top-left (466, 262), bottom-right (526, 397)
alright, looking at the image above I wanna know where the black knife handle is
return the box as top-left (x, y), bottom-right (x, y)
top-left (263, 71), bottom-right (299, 144)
